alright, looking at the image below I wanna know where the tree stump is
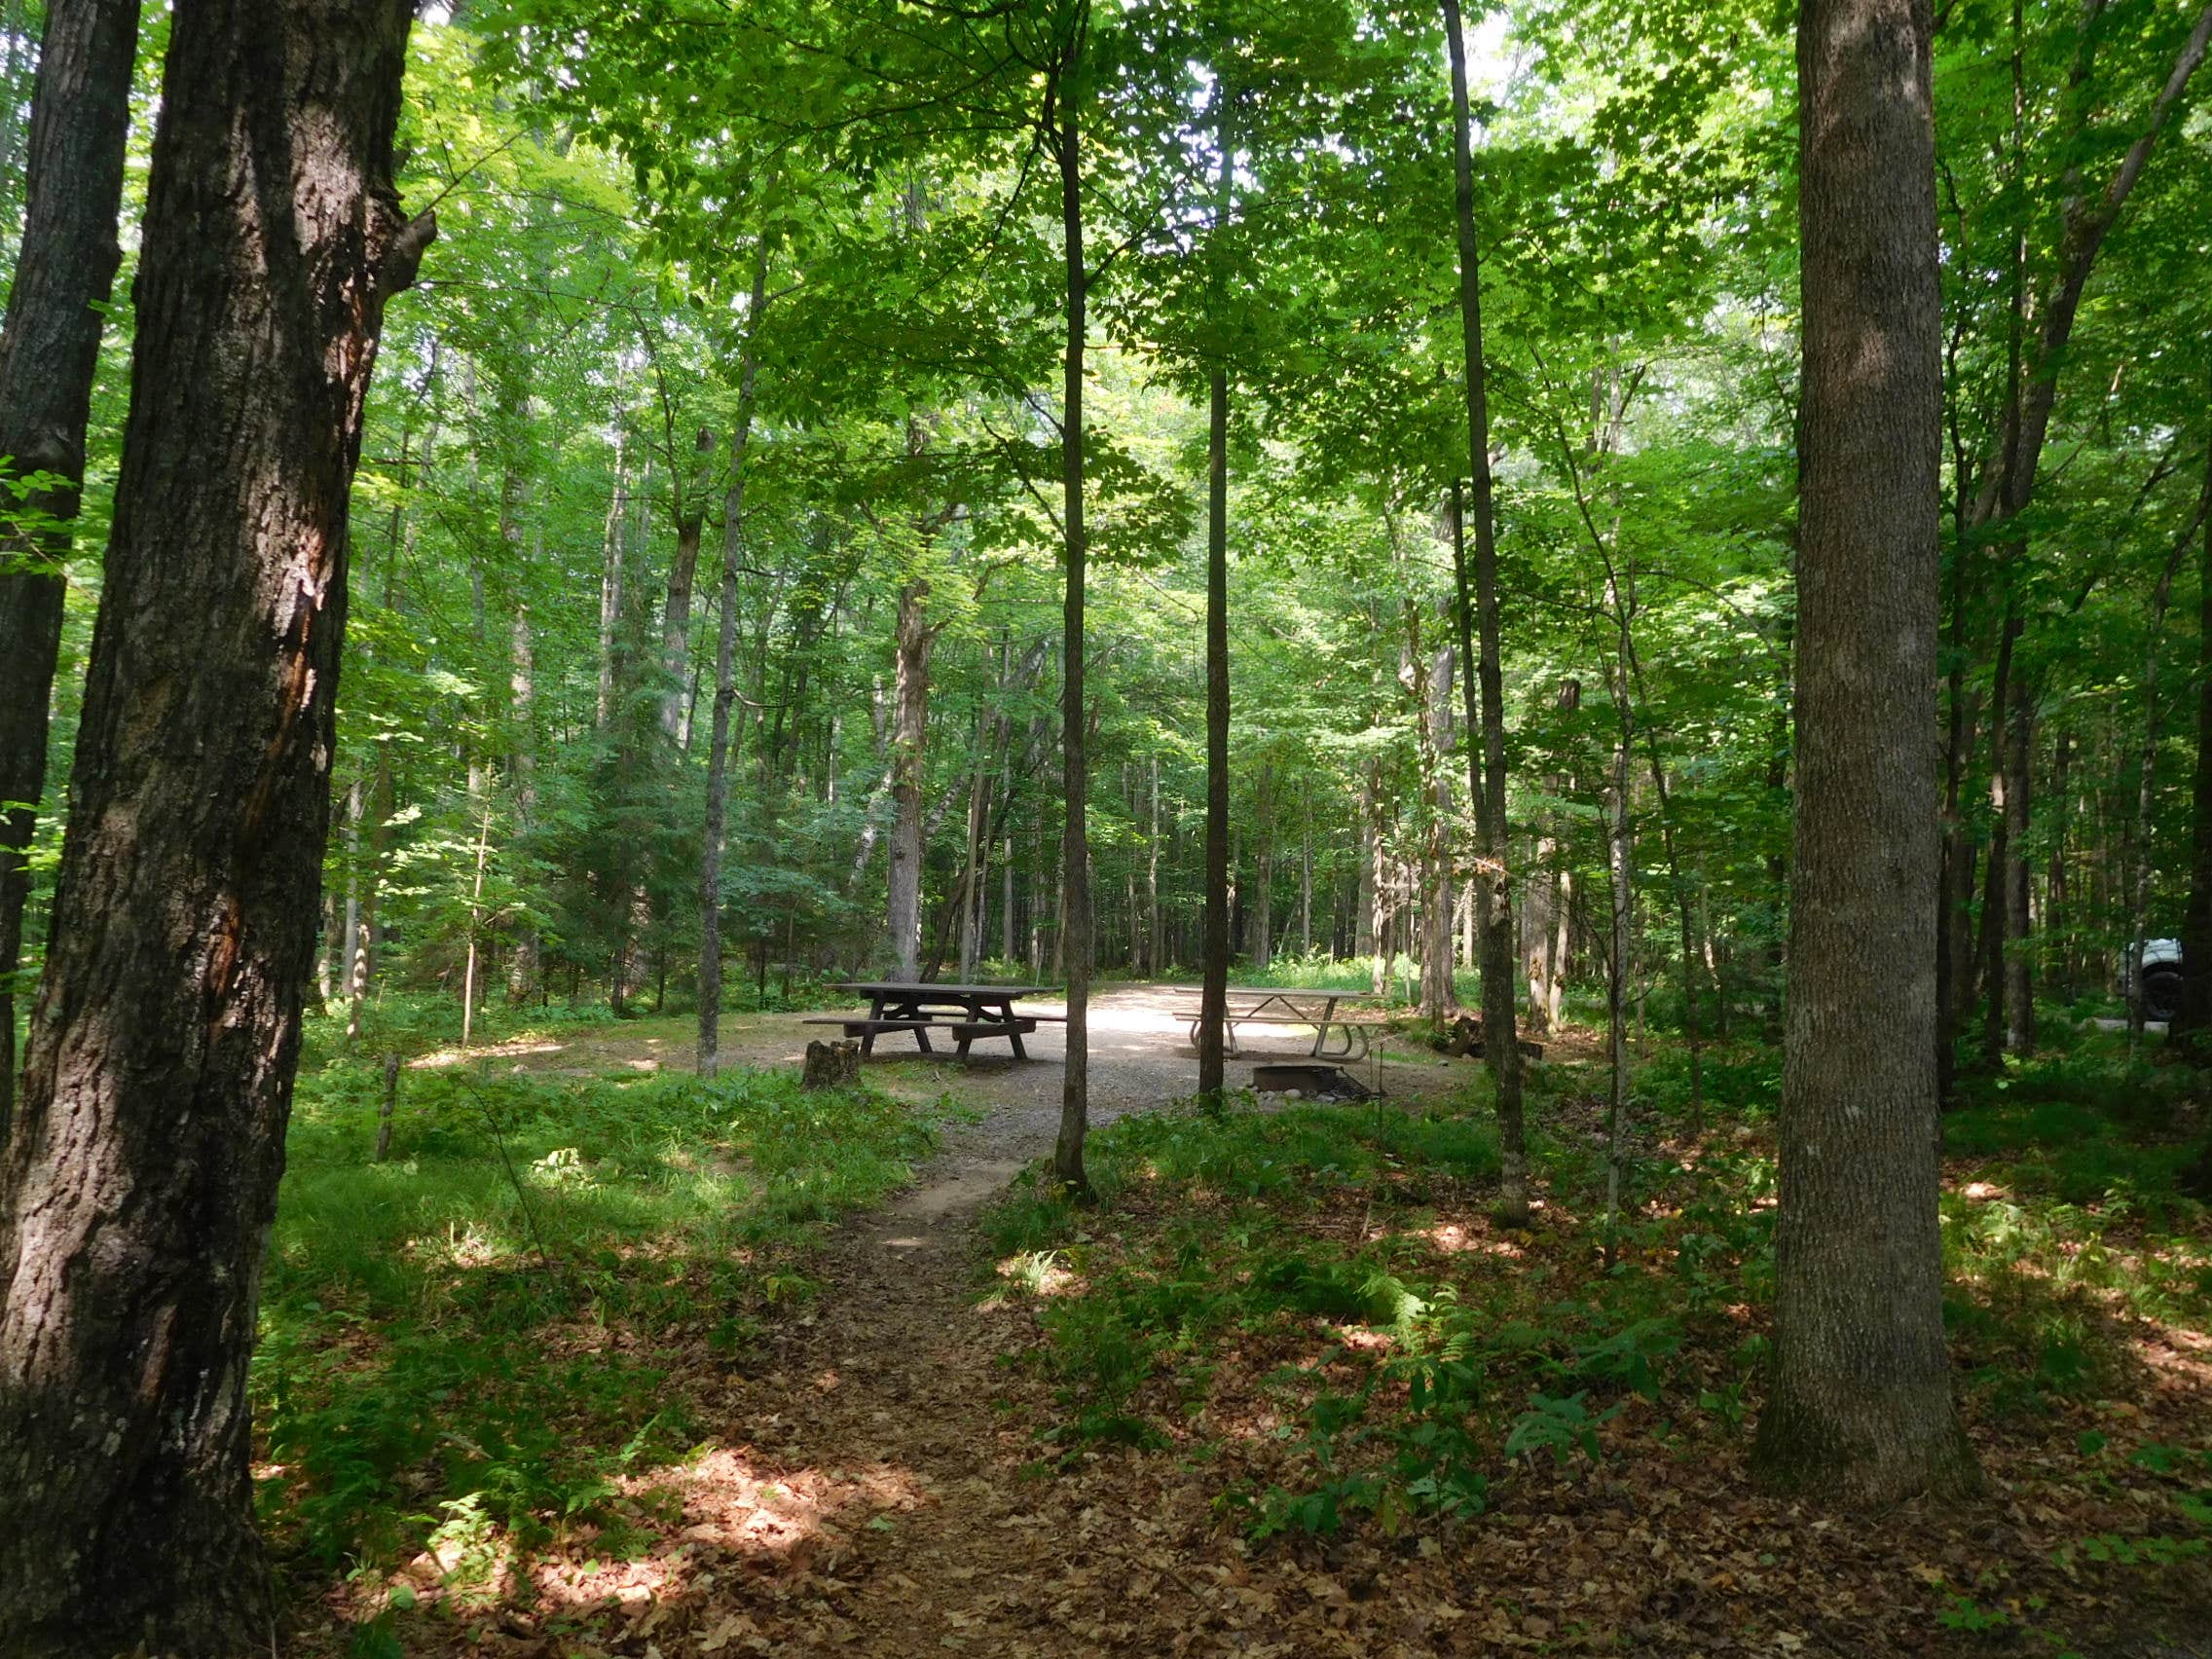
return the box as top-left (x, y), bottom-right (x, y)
top-left (802, 1038), bottom-right (860, 1089)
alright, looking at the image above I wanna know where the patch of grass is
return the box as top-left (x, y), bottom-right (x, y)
top-left (981, 1096), bottom-right (1719, 1530)
top-left (257, 1039), bottom-right (951, 1567)
top-left (990, 1047), bottom-right (2210, 1567)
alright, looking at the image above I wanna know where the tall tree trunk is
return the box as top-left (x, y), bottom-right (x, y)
top-left (1605, 735), bottom-right (1633, 1229)
top-left (888, 579), bottom-right (934, 979)
top-left (1525, 850), bottom-right (1556, 1033)
top-left (1443, 0), bottom-right (1530, 1225)
top-left (1420, 634), bottom-right (1457, 1017)
top-left (1198, 87), bottom-right (1233, 1100)
top-left (1751, 0), bottom-right (1976, 1502)
top-left (661, 425), bottom-right (713, 746)
top-left (698, 243), bottom-right (769, 1076)
top-left (959, 704), bottom-right (988, 982)
top-left (0, 0), bottom-right (139, 1143)
top-left (0, 0), bottom-right (426, 1642)
top-left (1355, 769), bottom-right (1377, 958)
top-left (1051, 19), bottom-right (1093, 1191)
top-left (1551, 871), bottom-right (1571, 1028)
top-left (1148, 753), bottom-right (1163, 973)
top-left (506, 519), bottom-right (537, 1002)
top-left (1299, 783), bottom-right (1312, 959)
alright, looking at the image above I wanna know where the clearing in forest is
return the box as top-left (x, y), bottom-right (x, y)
top-left (275, 994), bottom-right (2211, 1658)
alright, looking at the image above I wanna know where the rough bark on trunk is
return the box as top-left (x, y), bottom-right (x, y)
top-left (1051, 20), bottom-right (1093, 1191)
top-left (1443, 1), bottom-right (1530, 1225)
top-left (1751, 0), bottom-right (1976, 1502)
top-left (0, 0), bottom-right (425, 1643)
top-left (1198, 148), bottom-right (1232, 1101)
top-left (698, 245), bottom-right (769, 1076)
top-left (0, 0), bottom-right (140, 1143)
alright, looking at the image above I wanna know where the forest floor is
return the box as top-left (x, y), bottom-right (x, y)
top-left (286, 994), bottom-right (2212, 1659)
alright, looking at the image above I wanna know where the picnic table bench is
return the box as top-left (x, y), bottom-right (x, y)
top-left (1176, 986), bottom-right (1387, 1060)
top-left (805, 981), bottom-right (1061, 1060)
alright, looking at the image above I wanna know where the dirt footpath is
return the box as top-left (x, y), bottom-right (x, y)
top-left (424, 985), bottom-right (1495, 1658)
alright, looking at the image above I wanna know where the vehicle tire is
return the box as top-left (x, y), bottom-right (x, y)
top-left (2142, 965), bottom-right (2184, 1025)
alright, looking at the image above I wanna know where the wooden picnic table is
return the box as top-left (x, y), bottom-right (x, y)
top-left (1177, 986), bottom-right (1386, 1060)
top-left (808, 981), bottom-right (1061, 1060)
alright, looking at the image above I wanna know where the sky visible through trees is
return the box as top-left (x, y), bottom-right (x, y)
top-left (0, 0), bottom-right (2209, 1652)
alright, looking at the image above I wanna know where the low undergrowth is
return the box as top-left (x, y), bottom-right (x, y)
top-left (982, 1052), bottom-right (2212, 1651)
top-left (257, 1024), bottom-right (954, 1576)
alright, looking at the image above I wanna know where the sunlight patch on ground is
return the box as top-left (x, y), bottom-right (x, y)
top-left (1424, 1221), bottom-right (1524, 1258)
top-left (410, 1038), bottom-right (568, 1069)
top-left (993, 1249), bottom-right (1080, 1297)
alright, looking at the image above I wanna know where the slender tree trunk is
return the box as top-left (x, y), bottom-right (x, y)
top-left (1198, 149), bottom-right (1233, 1099)
top-left (888, 580), bottom-right (934, 979)
top-left (1443, 2), bottom-right (1530, 1224)
top-left (597, 417), bottom-right (628, 731)
top-left (0, 0), bottom-right (140, 1143)
top-left (1751, 0), bottom-right (1976, 1502)
top-left (506, 524), bottom-right (537, 1002)
top-left (1355, 770), bottom-right (1378, 958)
top-left (1551, 871), bottom-right (1571, 1028)
top-left (461, 792), bottom-right (492, 1049)
top-left (0, 0), bottom-right (426, 1641)
top-left (339, 777), bottom-right (362, 1010)
top-left (959, 704), bottom-right (988, 982)
top-left (662, 425), bottom-right (712, 746)
top-left (1051, 23), bottom-right (1093, 1190)
top-left (1149, 753), bottom-right (1163, 973)
top-left (1605, 736), bottom-right (1633, 1230)
top-left (1525, 852), bottom-right (1556, 1033)
top-left (1299, 785), bottom-right (1312, 959)
top-left (698, 243), bottom-right (769, 1076)
top-left (1420, 635), bottom-right (1458, 1017)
